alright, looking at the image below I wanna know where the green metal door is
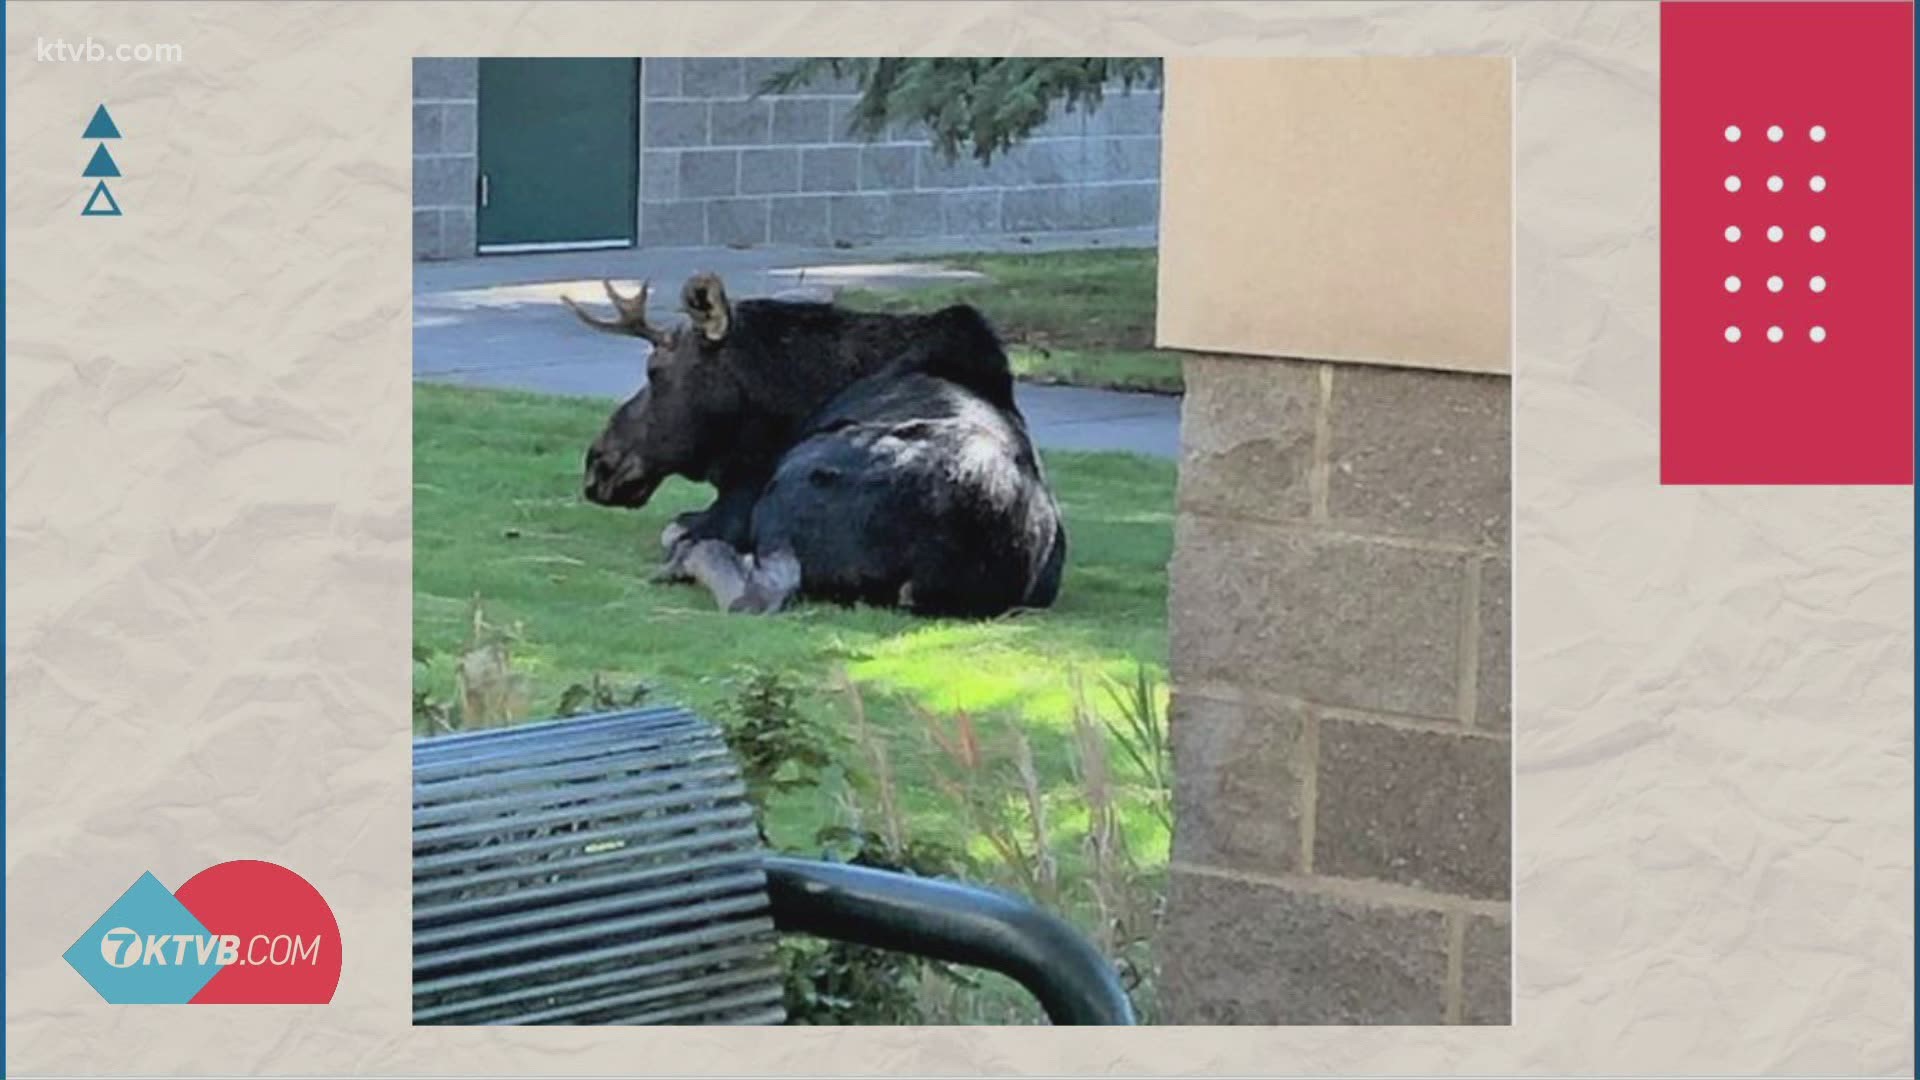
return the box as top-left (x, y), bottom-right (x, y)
top-left (477, 59), bottom-right (638, 252)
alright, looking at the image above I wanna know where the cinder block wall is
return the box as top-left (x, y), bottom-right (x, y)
top-left (639, 58), bottom-right (1161, 249)
top-left (412, 58), bottom-right (1159, 259)
top-left (412, 59), bottom-right (479, 261)
top-left (1159, 356), bottom-right (1511, 1023)
top-left (1152, 59), bottom-right (1513, 1025)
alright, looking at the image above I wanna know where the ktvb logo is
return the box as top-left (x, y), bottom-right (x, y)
top-left (96, 926), bottom-right (321, 969)
top-left (64, 862), bottom-right (340, 1005)
top-left (98, 926), bottom-right (244, 968)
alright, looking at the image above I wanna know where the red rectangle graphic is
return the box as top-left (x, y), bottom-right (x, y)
top-left (1661, 1), bottom-right (1914, 484)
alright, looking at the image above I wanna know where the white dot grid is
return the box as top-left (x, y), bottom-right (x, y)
top-left (1720, 122), bottom-right (1828, 348)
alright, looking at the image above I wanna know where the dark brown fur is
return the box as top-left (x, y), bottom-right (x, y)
top-left (567, 273), bottom-right (1063, 616)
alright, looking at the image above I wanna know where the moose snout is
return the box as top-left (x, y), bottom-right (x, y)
top-left (582, 444), bottom-right (661, 507)
top-left (583, 448), bottom-right (615, 503)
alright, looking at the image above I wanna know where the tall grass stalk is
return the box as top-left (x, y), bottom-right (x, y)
top-left (835, 666), bottom-right (906, 858)
top-left (834, 666), bottom-right (1172, 1022)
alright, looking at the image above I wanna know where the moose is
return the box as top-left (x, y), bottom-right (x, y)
top-left (563, 273), bottom-right (1066, 618)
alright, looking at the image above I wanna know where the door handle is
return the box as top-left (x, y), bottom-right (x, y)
top-left (479, 172), bottom-right (490, 208)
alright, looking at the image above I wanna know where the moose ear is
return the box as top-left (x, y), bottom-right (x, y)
top-left (681, 272), bottom-right (731, 343)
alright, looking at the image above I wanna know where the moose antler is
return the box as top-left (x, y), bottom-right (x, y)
top-left (561, 280), bottom-right (667, 346)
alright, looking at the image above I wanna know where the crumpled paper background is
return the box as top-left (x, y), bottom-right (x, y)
top-left (5, 2), bottom-right (1911, 1075)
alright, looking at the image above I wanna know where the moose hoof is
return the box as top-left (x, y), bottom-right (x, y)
top-left (651, 546), bottom-right (695, 584)
top-left (683, 541), bottom-right (800, 615)
top-left (682, 540), bottom-right (752, 612)
top-left (733, 549), bottom-right (800, 615)
top-left (651, 522), bottom-right (697, 583)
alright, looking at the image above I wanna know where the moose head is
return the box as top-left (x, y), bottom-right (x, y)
top-left (565, 273), bottom-right (742, 508)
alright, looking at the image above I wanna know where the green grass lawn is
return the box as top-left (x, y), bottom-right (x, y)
top-left (413, 384), bottom-right (1176, 871)
top-left (837, 248), bottom-right (1186, 394)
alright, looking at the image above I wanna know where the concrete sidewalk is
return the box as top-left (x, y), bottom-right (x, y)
top-left (413, 228), bottom-right (1182, 459)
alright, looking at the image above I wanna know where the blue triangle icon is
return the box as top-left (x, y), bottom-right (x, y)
top-left (83, 104), bottom-right (121, 139)
top-left (82, 180), bottom-right (121, 217)
top-left (83, 144), bottom-right (120, 178)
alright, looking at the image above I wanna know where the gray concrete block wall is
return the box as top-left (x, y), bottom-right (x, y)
top-left (411, 58), bottom-right (1159, 257)
top-left (412, 59), bottom-right (479, 260)
top-left (638, 59), bottom-right (1161, 249)
top-left (1160, 354), bottom-right (1512, 1025)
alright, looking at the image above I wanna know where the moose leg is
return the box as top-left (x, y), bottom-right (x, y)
top-left (653, 486), bottom-right (760, 583)
top-left (651, 519), bottom-right (699, 583)
top-left (683, 540), bottom-right (801, 615)
top-left (694, 485), bottom-right (759, 550)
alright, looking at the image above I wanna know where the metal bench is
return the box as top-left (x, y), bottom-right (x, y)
top-left (412, 705), bottom-right (1135, 1026)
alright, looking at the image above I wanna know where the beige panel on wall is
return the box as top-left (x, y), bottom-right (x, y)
top-left (1157, 57), bottom-right (1513, 374)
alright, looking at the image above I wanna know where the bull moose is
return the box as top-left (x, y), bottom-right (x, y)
top-left (563, 273), bottom-right (1066, 618)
